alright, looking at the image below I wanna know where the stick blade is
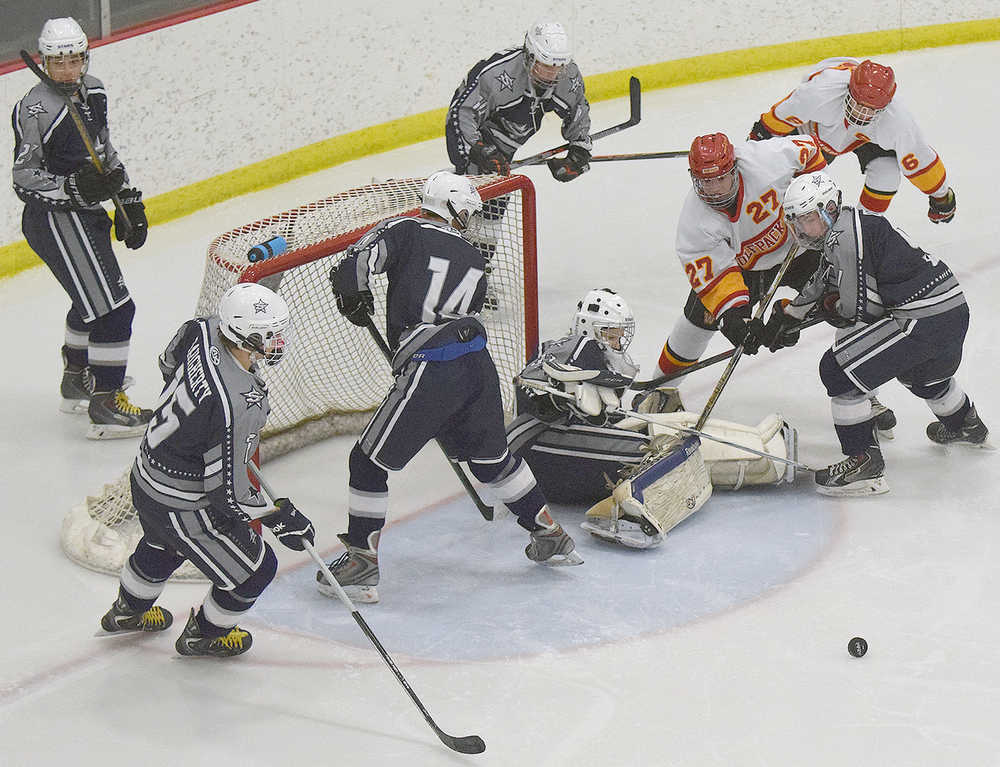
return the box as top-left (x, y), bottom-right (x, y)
top-left (628, 76), bottom-right (641, 125)
top-left (439, 733), bottom-right (486, 754)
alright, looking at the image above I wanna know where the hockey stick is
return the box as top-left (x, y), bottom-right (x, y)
top-left (694, 245), bottom-right (800, 431)
top-left (247, 463), bottom-right (486, 755)
top-left (19, 50), bottom-right (132, 236)
top-left (589, 150), bottom-right (688, 163)
top-left (630, 315), bottom-right (824, 391)
top-left (509, 75), bottom-right (641, 169)
top-left (515, 377), bottom-right (817, 472)
top-left (362, 318), bottom-right (495, 521)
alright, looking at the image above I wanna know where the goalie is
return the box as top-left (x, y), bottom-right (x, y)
top-left (508, 289), bottom-right (798, 548)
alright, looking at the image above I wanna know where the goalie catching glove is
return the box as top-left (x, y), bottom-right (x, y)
top-left (262, 498), bottom-right (315, 551)
top-left (541, 359), bottom-right (619, 421)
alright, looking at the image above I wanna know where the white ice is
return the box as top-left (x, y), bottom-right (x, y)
top-left (1, 42), bottom-right (998, 766)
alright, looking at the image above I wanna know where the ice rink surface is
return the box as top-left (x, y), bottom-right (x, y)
top-left (1, 42), bottom-right (998, 766)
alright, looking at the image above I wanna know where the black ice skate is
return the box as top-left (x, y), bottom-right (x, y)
top-left (525, 507), bottom-right (584, 566)
top-left (926, 406), bottom-right (991, 447)
top-left (60, 361), bottom-right (92, 414)
top-left (815, 446), bottom-right (889, 497)
top-left (100, 595), bottom-right (173, 633)
top-left (87, 388), bottom-right (152, 440)
top-left (316, 532), bottom-right (380, 603)
top-left (175, 609), bottom-right (252, 657)
top-left (870, 396), bottom-right (897, 440)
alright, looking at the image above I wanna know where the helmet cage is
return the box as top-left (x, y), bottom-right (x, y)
top-left (218, 284), bottom-right (292, 367)
top-left (845, 60), bottom-right (896, 127)
top-left (524, 21), bottom-right (572, 96)
top-left (38, 18), bottom-right (89, 94)
top-left (783, 172), bottom-right (843, 250)
top-left (573, 288), bottom-right (635, 353)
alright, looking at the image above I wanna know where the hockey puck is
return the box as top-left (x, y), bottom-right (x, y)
top-left (848, 637), bottom-right (868, 657)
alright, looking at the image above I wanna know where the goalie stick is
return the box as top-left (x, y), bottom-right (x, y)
top-left (247, 463), bottom-right (486, 756)
top-left (362, 318), bottom-right (495, 521)
top-left (509, 76), bottom-right (641, 169)
top-left (19, 50), bottom-right (133, 237)
top-left (515, 377), bottom-right (818, 472)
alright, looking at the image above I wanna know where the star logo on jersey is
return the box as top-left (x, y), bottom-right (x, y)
top-left (568, 75), bottom-right (581, 94)
top-left (253, 299), bottom-right (269, 314)
top-left (495, 70), bottom-right (515, 92)
top-left (25, 101), bottom-right (46, 117)
top-left (242, 388), bottom-right (265, 409)
top-left (209, 346), bottom-right (221, 365)
top-left (825, 226), bottom-right (845, 249)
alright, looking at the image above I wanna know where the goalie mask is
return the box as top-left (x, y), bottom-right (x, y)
top-left (783, 171), bottom-right (842, 250)
top-left (421, 171), bottom-right (483, 231)
top-left (845, 60), bottom-right (896, 127)
top-left (573, 288), bottom-right (635, 353)
top-left (523, 21), bottom-right (572, 98)
top-left (218, 283), bottom-right (292, 367)
top-left (38, 18), bottom-right (89, 95)
top-left (689, 133), bottom-right (740, 209)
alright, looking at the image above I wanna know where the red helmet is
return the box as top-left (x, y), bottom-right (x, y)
top-left (688, 133), bottom-right (739, 208)
top-left (845, 60), bottom-right (896, 126)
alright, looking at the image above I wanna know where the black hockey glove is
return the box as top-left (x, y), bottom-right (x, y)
top-left (547, 145), bottom-right (591, 182)
top-left (263, 498), bottom-right (315, 551)
top-left (928, 187), bottom-right (956, 224)
top-left (718, 304), bottom-right (760, 354)
top-left (816, 292), bottom-right (852, 328)
top-left (469, 140), bottom-right (510, 175)
top-left (758, 299), bottom-right (801, 352)
top-left (65, 163), bottom-right (126, 206)
top-left (748, 119), bottom-right (775, 141)
top-left (336, 290), bottom-right (375, 327)
top-left (114, 188), bottom-right (148, 249)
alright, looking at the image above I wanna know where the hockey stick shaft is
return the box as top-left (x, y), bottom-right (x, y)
top-left (630, 315), bottom-right (824, 391)
top-left (19, 50), bottom-right (132, 235)
top-left (247, 463), bottom-right (486, 755)
top-left (515, 378), bottom-right (815, 471)
top-left (589, 150), bottom-right (688, 163)
top-left (694, 245), bottom-right (800, 432)
top-left (509, 76), bottom-right (641, 169)
top-left (363, 318), bottom-right (495, 521)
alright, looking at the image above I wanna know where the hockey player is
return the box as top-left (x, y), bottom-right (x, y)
top-left (12, 18), bottom-right (151, 438)
top-left (760, 171), bottom-right (989, 496)
top-left (320, 171), bottom-right (581, 604)
top-left (654, 131), bottom-right (828, 380)
top-left (99, 283), bottom-right (315, 657)
top-left (507, 288), bottom-right (648, 504)
top-left (446, 21), bottom-right (592, 183)
top-left (750, 57), bottom-right (956, 223)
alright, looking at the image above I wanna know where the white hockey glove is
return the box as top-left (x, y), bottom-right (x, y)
top-left (542, 360), bottom-right (620, 418)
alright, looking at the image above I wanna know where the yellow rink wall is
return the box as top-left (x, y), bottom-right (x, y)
top-left (2, 17), bottom-right (998, 280)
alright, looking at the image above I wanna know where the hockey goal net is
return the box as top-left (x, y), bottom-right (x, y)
top-left (62, 174), bottom-right (539, 579)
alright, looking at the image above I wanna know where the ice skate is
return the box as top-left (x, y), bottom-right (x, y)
top-left (100, 594), bottom-right (173, 633)
top-left (87, 388), bottom-right (152, 440)
top-left (175, 609), bottom-right (252, 657)
top-left (926, 406), bottom-right (992, 448)
top-left (870, 396), bottom-right (897, 440)
top-left (316, 532), bottom-right (380, 603)
top-left (815, 446), bottom-right (889, 497)
top-left (60, 354), bottom-right (91, 414)
top-left (525, 507), bottom-right (583, 566)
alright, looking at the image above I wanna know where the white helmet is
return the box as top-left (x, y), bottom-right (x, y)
top-left (38, 18), bottom-right (89, 93)
top-left (524, 21), bottom-right (572, 96)
top-left (573, 288), bottom-right (635, 352)
top-left (218, 283), bottom-right (291, 366)
top-left (783, 171), bottom-right (842, 249)
top-left (421, 171), bottom-right (483, 230)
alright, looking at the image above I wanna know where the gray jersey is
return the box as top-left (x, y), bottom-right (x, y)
top-left (131, 317), bottom-right (269, 519)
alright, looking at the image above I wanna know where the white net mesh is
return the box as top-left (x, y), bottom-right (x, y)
top-left (62, 174), bottom-right (538, 579)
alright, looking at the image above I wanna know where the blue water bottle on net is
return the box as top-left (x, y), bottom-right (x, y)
top-left (247, 235), bottom-right (288, 263)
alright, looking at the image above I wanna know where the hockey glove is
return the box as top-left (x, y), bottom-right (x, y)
top-left (335, 290), bottom-right (375, 327)
top-left (547, 145), bottom-right (591, 182)
top-left (817, 292), bottom-right (852, 328)
top-left (114, 188), bottom-right (148, 249)
top-left (748, 119), bottom-right (775, 142)
top-left (758, 299), bottom-right (801, 352)
top-left (928, 187), bottom-right (956, 224)
top-left (469, 140), bottom-right (510, 176)
top-left (65, 163), bottom-right (126, 206)
top-left (718, 304), bottom-right (760, 354)
top-left (263, 498), bottom-right (315, 551)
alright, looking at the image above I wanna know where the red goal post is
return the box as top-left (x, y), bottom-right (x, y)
top-left (61, 173), bottom-right (539, 579)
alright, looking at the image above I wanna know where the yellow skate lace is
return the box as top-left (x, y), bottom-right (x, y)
top-left (213, 628), bottom-right (250, 650)
top-left (114, 390), bottom-right (142, 416)
top-left (141, 606), bottom-right (169, 629)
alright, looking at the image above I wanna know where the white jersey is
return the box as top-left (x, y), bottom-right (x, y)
top-left (675, 135), bottom-right (826, 319)
top-left (760, 58), bottom-right (947, 198)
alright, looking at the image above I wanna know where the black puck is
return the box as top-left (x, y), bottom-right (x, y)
top-left (848, 637), bottom-right (868, 657)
